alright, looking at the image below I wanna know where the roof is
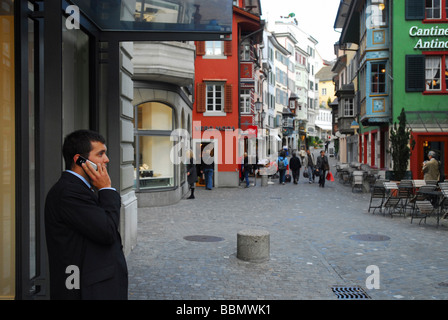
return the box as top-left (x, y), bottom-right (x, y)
top-left (315, 65), bottom-right (336, 81)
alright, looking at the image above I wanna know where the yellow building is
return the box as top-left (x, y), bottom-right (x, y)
top-left (316, 64), bottom-right (336, 109)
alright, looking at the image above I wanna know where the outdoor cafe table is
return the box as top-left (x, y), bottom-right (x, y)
top-left (417, 189), bottom-right (444, 226)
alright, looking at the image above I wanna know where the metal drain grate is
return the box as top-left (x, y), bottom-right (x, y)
top-left (332, 286), bottom-right (371, 300)
top-left (183, 235), bottom-right (224, 242)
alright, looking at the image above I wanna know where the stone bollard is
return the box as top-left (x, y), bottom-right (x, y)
top-left (261, 175), bottom-right (268, 187)
top-left (237, 229), bottom-right (270, 262)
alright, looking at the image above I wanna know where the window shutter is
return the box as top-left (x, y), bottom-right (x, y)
top-left (224, 40), bottom-right (232, 56)
top-left (196, 83), bottom-right (206, 112)
top-left (224, 84), bottom-right (233, 113)
top-left (405, 0), bottom-right (425, 20)
top-left (196, 41), bottom-right (205, 56)
top-left (405, 55), bottom-right (425, 92)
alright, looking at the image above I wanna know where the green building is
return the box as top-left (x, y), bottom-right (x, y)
top-left (393, 0), bottom-right (448, 179)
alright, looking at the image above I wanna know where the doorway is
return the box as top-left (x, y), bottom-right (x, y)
top-left (412, 133), bottom-right (448, 180)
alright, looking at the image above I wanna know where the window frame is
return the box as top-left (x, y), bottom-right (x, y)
top-left (423, 52), bottom-right (448, 93)
top-left (205, 82), bottom-right (225, 114)
top-left (240, 89), bottom-right (251, 114)
top-left (370, 61), bottom-right (387, 94)
top-left (343, 98), bottom-right (354, 117)
top-left (134, 102), bottom-right (176, 191)
top-left (424, 0), bottom-right (448, 21)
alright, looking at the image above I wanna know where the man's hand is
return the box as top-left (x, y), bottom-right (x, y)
top-left (82, 162), bottom-right (112, 190)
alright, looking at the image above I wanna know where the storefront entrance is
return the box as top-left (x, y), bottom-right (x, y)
top-left (411, 133), bottom-right (448, 180)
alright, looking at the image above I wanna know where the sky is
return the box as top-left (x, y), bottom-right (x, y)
top-left (259, 0), bottom-right (342, 61)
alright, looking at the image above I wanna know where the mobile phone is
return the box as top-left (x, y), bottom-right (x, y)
top-left (76, 155), bottom-right (98, 171)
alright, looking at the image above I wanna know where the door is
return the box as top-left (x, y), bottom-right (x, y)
top-left (412, 133), bottom-right (448, 179)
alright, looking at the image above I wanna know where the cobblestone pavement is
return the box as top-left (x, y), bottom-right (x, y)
top-left (127, 155), bottom-right (448, 301)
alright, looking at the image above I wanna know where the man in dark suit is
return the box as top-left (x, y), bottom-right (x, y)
top-left (316, 150), bottom-right (330, 188)
top-left (45, 130), bottom-right (128, 300)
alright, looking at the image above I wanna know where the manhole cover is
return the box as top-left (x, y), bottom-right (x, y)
top-left (183, 235), bottom-right (224, 242)
top-left (349, 234), bottom-right (390, 242)
top-left (332, 286), bottom-right (371, 300)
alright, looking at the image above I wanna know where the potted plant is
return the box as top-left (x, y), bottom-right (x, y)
top-left (387, 108), bottom-right (412, 181)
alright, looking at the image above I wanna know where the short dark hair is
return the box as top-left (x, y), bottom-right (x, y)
top-left (62, 130), bottom-right (106, 170)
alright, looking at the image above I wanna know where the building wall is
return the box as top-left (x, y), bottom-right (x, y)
top-left (392, 1), bottom-right (448, 179)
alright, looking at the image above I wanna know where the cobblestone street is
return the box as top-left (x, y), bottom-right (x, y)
top-left (127, 157), bottom-right (448, 301)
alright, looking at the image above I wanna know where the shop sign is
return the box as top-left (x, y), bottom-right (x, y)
top-left (409, 25), bottom-right (448, 50)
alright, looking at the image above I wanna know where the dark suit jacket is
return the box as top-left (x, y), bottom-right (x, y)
top-left (45, 171), bottom-right (128, 300)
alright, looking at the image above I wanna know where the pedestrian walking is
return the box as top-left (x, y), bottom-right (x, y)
top-left (186, 150), bottom-right (197, 199)
top-left (277, 151), bottom-right (289, 185)
top-left (289, 152), bottom-right (302, 184)
top-left (44, 130), bottom-right (128, 300)
top-left (243, 152), bottom-right (251, 188)
top-left (316, 150), bottom-right (330, 188)
top-left (303, 149), bottom-right (316, 183)
top-left (201, 148), bottom-right (214, 190)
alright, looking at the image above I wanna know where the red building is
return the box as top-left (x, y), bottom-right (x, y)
top-left (193, 0), bottom-right (263, 187)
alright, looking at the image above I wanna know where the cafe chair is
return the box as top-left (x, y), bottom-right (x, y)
top-left (382, 194), bottom-right (401, 217)
top-left (397, 180), bottom-right (414, 215)
top-left (411, 200), bottom-right (436, 225)
top-left (438, 182), bottom-right (448, 191)
top-left (368, 183), bottom-right (386, 214)
top-left (409, 185), bottom-right (437, 216)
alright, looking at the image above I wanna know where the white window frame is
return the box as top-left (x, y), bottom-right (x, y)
top-left (425, 55), bottom-right (442, 91)
top-left (240, 89), bottom-right (251, 114)
top-left (205, 41), bottom-right (224, 57)
top-left (343, 98), bottom-right (354, 117)
top-left (426, 0), bottom-right (442, 19)
top-left (205, 82), bottom-right (226, 115)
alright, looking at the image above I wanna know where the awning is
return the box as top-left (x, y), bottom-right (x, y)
top-left (69, 0), bottom-right (233, 41)
top-left (315, 123), bottom-right (332, 131)
top-left (405, 111), bottom-right (448, 132)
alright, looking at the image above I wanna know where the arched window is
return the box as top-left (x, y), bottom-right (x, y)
top-left (134, 102), bottom-right (174, 190)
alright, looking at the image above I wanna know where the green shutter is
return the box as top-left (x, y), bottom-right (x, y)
top-left (405, 55), bottom-right (425, 92)
top-left (405, 0), bottom-right (425, 20)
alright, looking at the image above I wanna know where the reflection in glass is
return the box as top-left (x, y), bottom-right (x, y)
top-left (71, 0), bottom-right (232, 33)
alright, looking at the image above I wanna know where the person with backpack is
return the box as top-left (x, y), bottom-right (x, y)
top-left (277, 151), bottom-right (289, 185)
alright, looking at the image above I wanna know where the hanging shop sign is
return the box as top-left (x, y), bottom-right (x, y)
top-left (409, 26), bottom-right (448, 50)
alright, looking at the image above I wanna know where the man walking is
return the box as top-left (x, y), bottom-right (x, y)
top-left (303, 149), bottom-right (316, 184)
top-left (316, 150), bottom-right (330, 188)
top-left (45, 130), bottom-right (128, 300)
top-left (289, 152), bottom-right (302, 184)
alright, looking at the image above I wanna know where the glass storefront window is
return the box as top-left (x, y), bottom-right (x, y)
top-left (62, 17), bottom-right (90, 136)
top-left (137, 136), bottom-right (174, 189)
top-left (134, 102), bottom-right (175, 190)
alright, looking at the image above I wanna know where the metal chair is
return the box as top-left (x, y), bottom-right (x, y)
top-left (439, 190), bottom-right (448, 221)
top-left (438, 182), bottom-right (448, 191)
top-left (425, 180), bottom-right (438, 186)
top-left (382, 194), bottom-right (401, 217)
top-left (368, 183), bottom-right (386, 214)
top-left (411, 200), bottom-right (436, 225)
top-left (352, 171), bottom-right (364, 192)
top-left (396, 180), bottom-right (414, 215)
top-left (409, 185), bottom-right (437, 216)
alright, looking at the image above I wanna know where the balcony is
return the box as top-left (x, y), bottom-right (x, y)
top-left (133, 41), bottom-right (195, 86)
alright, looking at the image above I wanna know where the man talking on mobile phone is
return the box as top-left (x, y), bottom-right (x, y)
top-left (45, 129), bottom-right (128, 300)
